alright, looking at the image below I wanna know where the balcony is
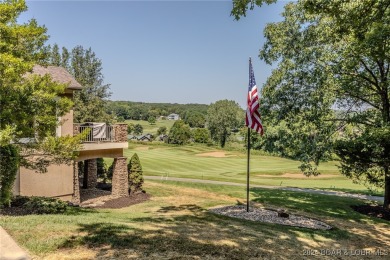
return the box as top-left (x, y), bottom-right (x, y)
top-left (73, 123), bottom-right (128, 151)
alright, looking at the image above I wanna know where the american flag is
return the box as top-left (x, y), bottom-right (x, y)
top-left (245, 59), bottom-right (264, 135)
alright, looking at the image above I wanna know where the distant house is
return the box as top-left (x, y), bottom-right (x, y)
top-left (158, 134), bottom-right (168, 142)
top-left (127, 135), bottom-right (137, 141)
top-left (167, 113), bottom-right (180, 120)
top-left (138, 134), bottom-right (152, 142)
top-left (129, 133), bottom-right (153, 142)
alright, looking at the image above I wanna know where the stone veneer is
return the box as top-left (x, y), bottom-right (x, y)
top-left (86, 159), bottom-right (97, 189)
top-left (111, 157), bottom-right (129, 197)
top-left (113, 124), bottom-right (128, 142)
top-left (71, 162), bottom-right (80, 204)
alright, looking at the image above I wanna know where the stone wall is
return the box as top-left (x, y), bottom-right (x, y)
top-left (71, 162), bottom-right (80, 204)
top-left (111, 157), bottom-right (128, 197)
top-left (86, 159), bottom-right (97, 189)
top-left (113, 124), bottom-right (128, 143)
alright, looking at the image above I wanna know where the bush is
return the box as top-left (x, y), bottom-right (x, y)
top-left (24, 196), bottom-right (69, 214)
top-left (127, 153), bottom-right (144, 194)
top-left (192, 128), bottom-right (211, 143)
top-left (10, 196), bottom-right (31, 207)
top-left (0, 145), bottom-right (20, 207)
top-left (168, 120), bottom-right (191, 145)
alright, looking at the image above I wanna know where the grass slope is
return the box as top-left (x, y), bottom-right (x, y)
top-left (126, 119), bottom-right (175, 136)
top-left (124, 144), bottom-right (380, 194)
top-left (1, 181), bottom-right (389, 259)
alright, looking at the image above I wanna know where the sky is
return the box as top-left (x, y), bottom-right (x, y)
top-left (19, 0), bottom-right (287, 107)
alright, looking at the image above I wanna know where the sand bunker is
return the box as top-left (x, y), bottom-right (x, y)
top-left (196, 151), bottom-right (231, 158)
top-left (258, 173), bottom-right (337, 179)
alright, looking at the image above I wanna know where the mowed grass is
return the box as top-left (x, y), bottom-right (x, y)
top-left (1, 181), bottom-right (389, 259)
top-left (125, 119), bottom-right (175, 136)
top-left (124, 143), bottom-right (381, 195)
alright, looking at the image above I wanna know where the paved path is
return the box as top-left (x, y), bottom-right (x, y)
top-left (0, 227), bottom-right (30, 260)
top-left (145, 176), bottom-right (384, 202)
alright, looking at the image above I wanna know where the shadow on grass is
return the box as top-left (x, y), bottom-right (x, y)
top-left (311, 187), bottom-right (383, 197)
top-left (64, 206), bottom-right (98, 216)
top-left (60, 204), bottom-right (365, 259)
top-left (250, 187), bottom-right (366, 220)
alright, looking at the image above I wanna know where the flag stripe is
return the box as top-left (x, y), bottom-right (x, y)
top-left (245, 59), bottom-right (263, 135)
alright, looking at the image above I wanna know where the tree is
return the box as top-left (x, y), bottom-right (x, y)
top-left (133, 124), bottom-right (143, 135)
top-left (0, 0), bottom-right (81, 206)
top-left (127, 123), bottom-right (134, 134)
top-left (192, 128), bottom-right (211, 144)
top-left (232, 0), bottom-right (390, 209)
top-left (207, 100), bottom-right (243, 147)
top-left (47, 45), bottom-right (113, 123)
top-left (61, 46), bottom-right (70, 70)
top-left (50, 44), bottom-right (61, 66)
top-left (184, 111), bottom-right (206, 128)
top-left (168, 120), bottom-right (191, 145)
top-left (157, 126), bottom-right (167, 136)
top-left (148, 116), bottom-right (156, 125)
top-left (127, 153), bottom-right (144, 194)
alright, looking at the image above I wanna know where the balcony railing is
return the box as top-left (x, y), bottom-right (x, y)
top-left (74, 123), bottom-right (127, 143)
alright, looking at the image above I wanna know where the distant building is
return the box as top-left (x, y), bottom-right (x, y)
top-left (128, 133), bottom-right (153, 142)
top-left (158, 134), bottom-right (169, 142)
top-left (127, 135), bottom-right (138, 141)
top-left (137, 134), bottom-right (153, 142)
top-left (167, 113), bottom-right (180, 120)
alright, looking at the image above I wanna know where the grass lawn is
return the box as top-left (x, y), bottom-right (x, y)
top-left (125, 119), bottom-right (175, 136)
top-left (123, 143), bottom-right (383, 196)
top-left (1, 181), bottom-right (389, 259)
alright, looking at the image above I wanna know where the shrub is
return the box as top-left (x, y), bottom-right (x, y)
top-left (10, 196), bottom-right (30, 207)
top-left (127, 153), bottom-right (144, 194)
top-left (0, 145), bottom-right (19, 207)
top-left (24, 196), bottom-right (69, 214)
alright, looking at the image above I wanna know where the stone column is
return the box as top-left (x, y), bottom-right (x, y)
top-left (113, 124), bottom-right (128, 142)
top-left (71, 162), bottom-right (80, 204)
top-left (86, 159), bottom-right (97, 189)
top-left (111, 157), bottom-right (128, 197)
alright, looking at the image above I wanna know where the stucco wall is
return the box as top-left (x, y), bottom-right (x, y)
top-left (18, 164), bottom-right (74, 199)
top-left (61, 109), bottom-right (74, 136)
top-left (76, 148), bottom-right (125, 161)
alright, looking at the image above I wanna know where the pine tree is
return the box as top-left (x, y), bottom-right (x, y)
top-left (127, 153), bottom-right (144, 194)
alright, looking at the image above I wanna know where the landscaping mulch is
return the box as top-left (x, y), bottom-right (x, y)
top-left (351, 204), bottom-right (390, 221)
top-left (210, 205), bottom-right (333, 230)
top-left (0, 206), bottom-right (31, 216)
top-left (94, 192), bottom-right (151, 209)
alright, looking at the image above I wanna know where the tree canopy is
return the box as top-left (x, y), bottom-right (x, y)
top-left (46, 45), bottom-right (113, 123)
top-left (168, 120), bottom-right (192, 145)
top-left (233, 0), bottom-right (390, 209)
top-left (207, 100), bottom-right (243, 148)
top-left (0, 0), bottom-right (81, 205)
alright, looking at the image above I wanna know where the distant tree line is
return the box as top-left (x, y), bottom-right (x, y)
top-left (106, 101), bottom-right (209, 123)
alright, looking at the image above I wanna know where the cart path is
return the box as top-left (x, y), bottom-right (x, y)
top-left (145, 176), bottom-right (384, 202)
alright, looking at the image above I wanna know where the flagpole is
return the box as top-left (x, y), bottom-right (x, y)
top-left (246, 57), bottom-right (251, 213)
top-left (247, 127), bottom-right (251, 212)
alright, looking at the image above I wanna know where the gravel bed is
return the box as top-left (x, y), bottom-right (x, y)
top-left (210, 205), bottom-right (332, 230)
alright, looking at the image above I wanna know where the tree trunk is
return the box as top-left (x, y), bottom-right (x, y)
top-left (384, 167), bottom-right (390, 211)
